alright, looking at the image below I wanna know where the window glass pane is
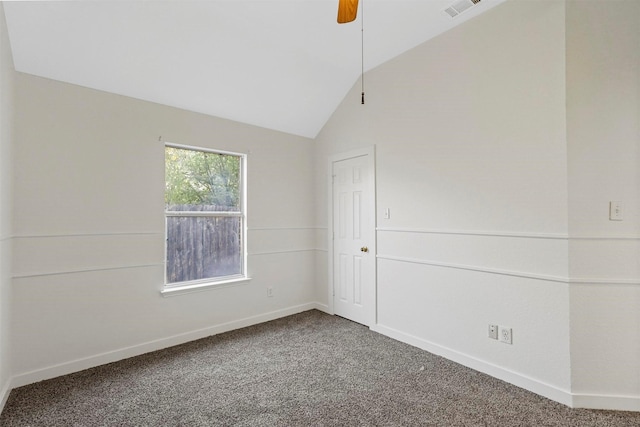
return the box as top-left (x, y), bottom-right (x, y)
top-left (165, 145), bottom-right (245, 286)
top-left (165, 146), bottom-right (241, 212)
top-left (166, 216), bottom-right (242, 284)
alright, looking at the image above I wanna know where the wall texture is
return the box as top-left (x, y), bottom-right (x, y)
top-left (315, 0), bottom-right (639, 410)
top-left (0, 2), bottom-right (15, 410)
top-left (315, 0), bottom-right (572, 405)
top-left (11, 73), bottom-right (318, 385)
top-left (566, 0), bottom-right (640, 409)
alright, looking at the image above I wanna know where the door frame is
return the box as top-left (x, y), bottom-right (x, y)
top-left (327, 145), bottom-right (377, 326)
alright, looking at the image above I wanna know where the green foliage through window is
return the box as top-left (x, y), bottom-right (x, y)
top-left (165, 146), bottom-right (241, 211)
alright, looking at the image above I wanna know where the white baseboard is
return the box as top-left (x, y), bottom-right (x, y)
top-left (311, 302), bottom-right (330, 314)
top-left (0, 378), bottom-right (11, 414)
top-left (372, 323), bottom-right (640, 411)
top-left (9, 306), bottom-right (637, 413)
top-left (12, 302), bottom-right (323, 389)
top-left (371, 323), bottom-right (574, 408)
top-left (571, 393), bottom-right (640, 412)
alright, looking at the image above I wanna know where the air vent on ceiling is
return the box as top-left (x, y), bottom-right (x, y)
top-left (444, 0), bottom-right (482, 18)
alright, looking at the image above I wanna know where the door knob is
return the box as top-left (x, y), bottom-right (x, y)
top-left (360, 246), bottom-right (369, 253)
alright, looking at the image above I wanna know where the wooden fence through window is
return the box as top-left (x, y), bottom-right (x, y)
top-left (165, 205), bottom-right (242, 283)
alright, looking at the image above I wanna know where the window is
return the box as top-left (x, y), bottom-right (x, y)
top-left (164, 144), bottom-right (247, 290)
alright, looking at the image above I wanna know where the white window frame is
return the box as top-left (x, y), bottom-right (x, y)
top-left (162, 143), bottom-right (249, 296)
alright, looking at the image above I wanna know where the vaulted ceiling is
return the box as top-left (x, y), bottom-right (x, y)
top-left (4, 0), bottom-right (506, 138)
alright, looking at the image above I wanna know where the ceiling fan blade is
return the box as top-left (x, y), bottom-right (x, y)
top-left (337, 0), bottom-right (359, 24)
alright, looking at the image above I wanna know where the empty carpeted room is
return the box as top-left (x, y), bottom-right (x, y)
top-left (0, 0), bottom-right (639, 425)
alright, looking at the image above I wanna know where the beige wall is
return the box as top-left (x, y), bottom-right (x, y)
top-left (315, 0), bottom-right (640, 409)
top-left (10, 72), bottom-right (318, 385)
top-left (567, 0), bottom-right (640, 407)
top-left (0, 2), bottom-right (14, 408)
top-left (315, 0), bottom-right (572, 404)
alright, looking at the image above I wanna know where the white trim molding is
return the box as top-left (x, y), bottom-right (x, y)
top-left (372, 323), bottom-right (640, 410)
top-left (371, 323), bottom-right (574, 408)
top-left (568, 278), bottom-right (640, 286)
top-left (571, 393), bottom-right (640, 412)
top-left (12, 232), bottom-right (162, 239)
top-left (377, 255), bottom-right (640, 287)
top-left (376, 227), bottom-right (568, 240)
top-left (249, 226), bottom-right (325, 231)
top-left (11, 303), bottom-right (324, 389)
top-left (0, 379), bottom-right (11, 415)
top-left (12, 263), bottom-right (163, 280)
top-left (249, 248), bottom-right (319, 256)
top-left (569, 235), bottom-right (640, 241)
top-left (377, 227), bottom-right (640, 242)
top-left (377, 254), bottom-right (568, 284)
top-left (160, 276), bottom-right (252, 297)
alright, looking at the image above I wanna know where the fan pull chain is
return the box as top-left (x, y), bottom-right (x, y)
top-left (361, 0), bottom-right (365, 104)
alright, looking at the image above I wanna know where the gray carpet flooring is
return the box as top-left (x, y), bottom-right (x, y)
top-left (1, 310), bottom-right (639, 426)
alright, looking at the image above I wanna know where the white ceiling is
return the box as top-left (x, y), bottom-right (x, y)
top-left (4, 0), bottom-right (506, 138)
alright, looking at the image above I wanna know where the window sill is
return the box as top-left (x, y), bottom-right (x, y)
top-left (161, 276), bottom-right (252, 297)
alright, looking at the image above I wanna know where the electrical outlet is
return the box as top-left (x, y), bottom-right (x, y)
top-left (488, 324), bottom-right (498, 340)
top-left (499, 327), bottom-right (512, 344)
top-left (267, 287), bottom-right (273, 297)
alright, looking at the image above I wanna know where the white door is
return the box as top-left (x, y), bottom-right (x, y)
top-left (331, 151), bottom-right (375, 326)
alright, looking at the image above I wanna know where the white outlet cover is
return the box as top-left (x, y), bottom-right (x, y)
top-left (499, 327), bottom-right (512, 344)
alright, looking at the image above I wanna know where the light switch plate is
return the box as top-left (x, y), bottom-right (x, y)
top-left (610, 201), bottom-right (623, 221)
top-left (488, 324), bottom-right (498, 340)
